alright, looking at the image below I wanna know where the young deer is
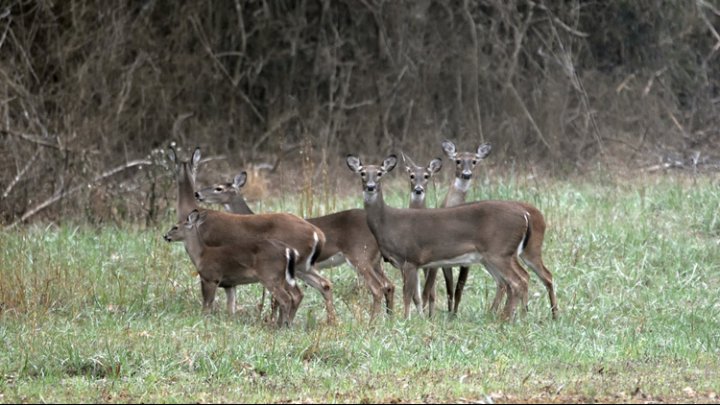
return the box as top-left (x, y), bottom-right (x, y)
top-left (164, 209), bottom-right (303, 327)
top-left (346, 154), bottom-right (556, 320)
top-left (195, 172), bottom-right (395, 320)
top-left (401, 152), bottom-right (443, 316)
top-left (167, 146), bottom-right (338, 324)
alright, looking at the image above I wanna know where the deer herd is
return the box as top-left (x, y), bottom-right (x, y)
top-left (164, 141), bottom-right (558, 327)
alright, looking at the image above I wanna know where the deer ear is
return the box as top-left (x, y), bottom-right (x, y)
top-left (346, 155), bottom-right (363, 172)
top-left (191, 147), bottom-right (202, 167)
top-left (476, 143), bottom-right (492, 159)
top-left (187, 209), bottom-right (208, 226)
top-left (428, 158), bottom-right (443, 174)
top-left (233, 172), bottom-right (247, 189)
top-left (383, 155), bottom-right (398, 172)
top-left (441, 139), bottom-right (457, 159)
top-left (187, 209), bottom-right (200, 226)
top-left (167, 146), bottom-right (177, 164)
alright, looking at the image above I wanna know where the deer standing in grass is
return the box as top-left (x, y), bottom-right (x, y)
top-left (401, 153), bottom-right (443, 316)
top-left (431, 140), bottom-right (492, 314)
top-left (195, 171), bottom-right (395, 320)
top-left (347, 154), bottom-right (557, 320)
top-left (435, 141), bottom-right (556, 318)
top-left (164, 209), bottom-right (303, 326)
top-left (167, 146), bottom-right (338, 324)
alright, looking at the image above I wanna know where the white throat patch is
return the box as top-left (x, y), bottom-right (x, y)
top-left (453, 178), bottom-right (471, 193)
top-left (364, 191), bottom-right (378, 204)
top-left (410, 193), bottom-right (425, 205)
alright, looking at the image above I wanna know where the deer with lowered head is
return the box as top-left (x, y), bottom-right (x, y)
top-left (167, 146), bottom-right (339, 324)
top-left (164, 209), bottom-right (303, 326)
top-left (347, 154), bottom-right (558, 320)
top-left (194, 171), bottom-right (395, 320)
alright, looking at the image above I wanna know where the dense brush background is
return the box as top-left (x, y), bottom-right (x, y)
top-left (1, 0), bottom-right (719, 226)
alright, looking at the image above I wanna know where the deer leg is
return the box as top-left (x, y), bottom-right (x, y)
top-left (224, 286), bottom-right (237, 315)
top-left (347, 257), bottom-right (384, 321)
top-left (257, 287), bottom-right (267, 321)
top-left (481, 261), bottom-right (506, 316)
top-left (511, 257), bottom-right (530, 317)
top-left (266, 284), bottom-right (293, 328)
top-left (297, 269), bottom-right (337, 325)
top-left (520, 251), bottom-right (558, 319)
top-left (200, 279), bottom-right (218, 314)
top-left (421, 268), bottom-right (438, 317)
top-left (497, 257), bottom-right (527, 321)
top-left (268, 296), bottom-right (280, 324)
top-left (452, 266), bottom-right (470, 314)
top-left (489, 278), bottom-right (507, 315)
top-left (373, 260), bottom-right (395, 315)
top-left (401, 264), bottom-right (423, 319)
top-left (287, 284), bottom-right (304, 323)
top-left (483, 257), bottom-right (522, 321)
top-left (441, 267), bottom-right (454, 313)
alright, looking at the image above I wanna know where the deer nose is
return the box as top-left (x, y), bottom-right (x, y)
top-left (461, 172), bottom-right (472, 180)
top-left (194, 191), bottom-right (202, 200)
top-left (414, 186), bottom-right (424, 195)
top-left (366, 184), bottom-right (376, 192)
top-left (163, 234), bottom-right (171, 242)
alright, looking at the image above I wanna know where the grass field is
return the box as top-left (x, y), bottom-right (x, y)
top-left (1, 171), bottom-right (719, 403)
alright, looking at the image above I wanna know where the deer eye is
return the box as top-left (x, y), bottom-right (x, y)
top-left (377, 172), bottom-right (382, 177)
top-left (360, 172), bottom-right (366, 177)
top-left (472, 160), bottom-right (477, 165)
top-left (215, 187), bottom-right (223, 192)
top-left (424, 174), bottom-right (429, 179)
top-left (456, 159), bottom-right (461, 165)
top-left (410, 174), bottom-right (415, 180)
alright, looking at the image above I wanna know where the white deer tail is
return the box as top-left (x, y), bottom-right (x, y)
top-left (285, 248), bottom-right (298, 287)
top-left (305, 231), bottom-right (320, 271)
top-left (517, 212), bottom-right (530, 257)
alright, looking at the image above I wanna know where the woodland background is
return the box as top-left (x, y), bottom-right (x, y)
top-left (1, 0), bottom-right (719, 226)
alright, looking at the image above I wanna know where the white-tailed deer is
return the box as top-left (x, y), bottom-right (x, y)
top-left (434, 141), bottom-right (555, 318)
top-left (403, 150), bottom-right (527, 318)
top-left (346, 154), bottom-right (557, 320)
top-left (433, 140), bottom-right (492, 314)
top-left (167, 146), bottom-right (338, 324)
top-left (164, 209), bottom-right (303, 327)
top-left (401, 152), bottom-right (443, 316)
top-left (195, 172), bottom-right (395, 320)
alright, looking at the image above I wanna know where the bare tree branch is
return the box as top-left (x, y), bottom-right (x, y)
top-left (7, 158), bottom-right (155, 228)
top-left (2, 148), bottom-right (40, 200)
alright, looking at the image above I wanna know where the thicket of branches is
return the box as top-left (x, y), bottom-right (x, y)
top-left (1, 0), bottom-right (719, 225)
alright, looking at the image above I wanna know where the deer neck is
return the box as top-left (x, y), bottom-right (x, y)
top-left (443, 177), bottom-right (471, 208)
top-left (184, 227), bottom-right (205, 267)
top-left (363, 185), bottom-right (396, 252)
top-left (408, 193), bottom-right (426, 209)
top-left (363, 185), bottom-right (388, 227)
top-left (177, 165), bottom-right (199, 222)
top-left (225, 194), bottom-right (254, 215)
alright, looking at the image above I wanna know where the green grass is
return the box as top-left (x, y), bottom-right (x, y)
top-left (1, 172), bottom-right (719, 403)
